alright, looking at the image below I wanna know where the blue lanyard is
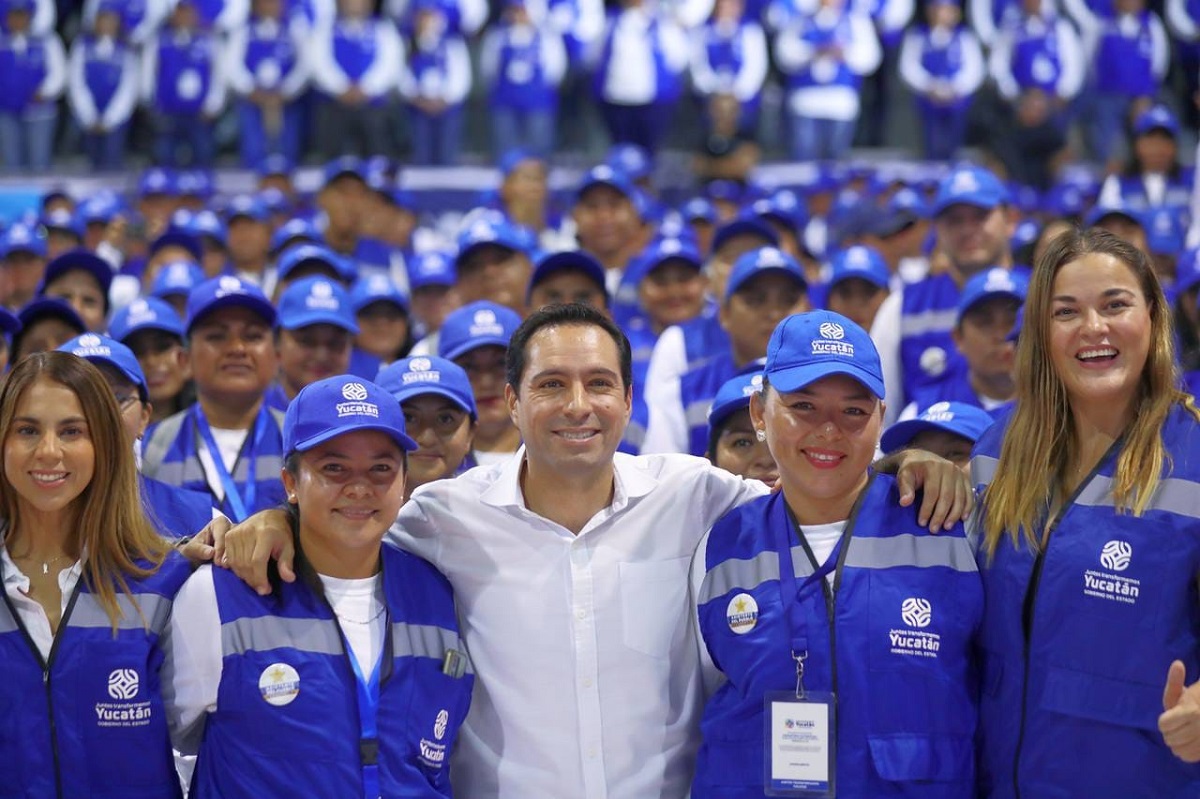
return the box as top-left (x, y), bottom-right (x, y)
top-left (340, 626), bottom-right (385, 799)
top-left (193, 404), bottom-right (269, 523)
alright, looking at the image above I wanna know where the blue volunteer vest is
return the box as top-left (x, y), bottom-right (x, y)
top-left (81, 36), bottom-right (127, 112)
top-left (917, 26), bottom-right (968, 105)
top-left (593, 13), bottom-right (681, 104)
top-left (787, 11), bottom-right (858, 91)
top-left (971, 406), bottom-right (1200, 797)
top-left (908, 375), bottom-right (1011, 419)
top-left (0, 34), bottom-right (50, 113)
top-left (681, 312), bottom-right (731, 371)
top-left (244, 18), bottom-right (298, 92)
top-left (1116, 172), bottom-right (1194, 218)
top-left (701, 22), bottom-right (746, 93)
top-left (679, 351), bottom-right (740, 457)
top-left (492, 24), bottom-right (556, 110)
top-left (1093, 14), bottom-right (1155, 97)
top-left (899, 273), bottom-right (966, 409)
top-left (0, 552), bottom-right (191, 799)
top-left (155, 31), bottom-right (216, 115)
top-left (1010, 17), bottom-right (1061, 96)
top-left (191, 544), bottom-right (473, 798)
top-left (140, 474), bottom-right (215, 539)
top-left (410, 37), bottom-right (455, 103)
top-left (333, 20), bottom-right (379, 83)
top-left (694, 476), bottom-right (982, 797)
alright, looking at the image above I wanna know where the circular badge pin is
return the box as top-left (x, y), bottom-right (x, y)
top-left (726, 592), bottom-right (759, 635)
top-left (259, 663), bottom-right (301, 707)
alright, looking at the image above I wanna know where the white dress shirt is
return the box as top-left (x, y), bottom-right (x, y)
top-left (393, 448), bottom-right (767, 799)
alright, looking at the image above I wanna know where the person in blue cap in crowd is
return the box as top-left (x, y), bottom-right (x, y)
top-left (59, 332), bottom-right (215, 537)
top-left (898, 0), bottom-right (984, 161)
top-left (774, 0), bottom-right (881, 161)
top-left (1087, 201), bottom-right (1149, 255)
top-left (273, 242), bottom-right (353, 301)
top-left (1145, 205), bottom-right (1185, 293)
top-left (39, 207), bottom-right (85, 260)
top-left (900, 266), bottom-right (1026, 419)
top-left (435, 300), bottom-right (523, 465)
top-left (226, 0), bottom-right (310, 168)
top-left (110, 296), bottom-right (195, 424)
top-left (141, 275), bottom-right (287, 523)
top-left (133, 166), bottom-right (181, 240)
top-left (528, 250), bottom-right (610, 313)
top-left (480, 0), bottom-right (567, 159)
top-left (0, 221), bottom-right (47, 310)
top-left (859, 186), bottom-right (930, 286)
top-left (268, 216), bottom-right (321, 264)
top-left (313, 158), bottom-right (397, 283)
top-left (309, 0), bottom-right (403, 158)
top-left (377, 354), bottom-right (479, 497)
top-left (400, 0), bottom-right (472, 165)
top-left (571, 165), bottom-right (647, 291)
top-left (66, 0), bottom-right (139, 172)
top-left (187, 208), bottom-right (232, 278)
top-left (682, 196), bottom-right (719, 256)
top-left (0, 0), bottom-right (65, 174)
top-left (256, 151), bottom-right (297, 202)
top-left (268, 275), bottom-right (362, 410)
top-left (0, 304), bottom-right (19, 370)
top-left (691, 309), bottom-right (982, 798)
top-left (150, 258), bottom-right (207, 319)
top-left (449, 215), bottom-right (534, 319)
top-left (690, 0), bottom-right (768, 136)
top-left (12, 296), bottom-right (86, 363)
top-left (224, 194), bottom-right (272, 285)
top-left (824, 244), bottom-right (891, 331)
top-left (175, 168), bottom-right (216, 212)
top-left (644, 246), bottom-right (809, 457)
top-left (590, 0), bottom-right (687, 155)
top-left (1083, 0), bottom-right (1168, 166)
top-left (706, 370), bottom-right (778, 484)
top-left (350, 273), bottom-right (414, 366)
top-left (1098, 105), bottom-right (1192, 230)
top-left (881, 399), bottom-right (993, 471)
top-left (495, 150), bottom-right (565, 250)
top-left (36, 248), bottom-right (112, 333)
top-left (406, 249), bottom-right (457, 340)
top-left (749, 191), bottom-right (808, 268)
top-left (141, 0), bottom-right (225, 167)
top-left (166, 373), bottom-right (473, 798)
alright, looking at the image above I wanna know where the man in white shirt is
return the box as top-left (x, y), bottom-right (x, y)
top-left (214, 304), bottom-right (971, 798)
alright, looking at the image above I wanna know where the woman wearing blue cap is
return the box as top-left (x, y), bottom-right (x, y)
top-left (706, 370), bottom-right (777, 485)
top-left (691, 310), bottom-right (982, 798)
top-left (167, 374), bottom-right (473, 798)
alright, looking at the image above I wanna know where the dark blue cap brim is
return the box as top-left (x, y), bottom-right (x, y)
top-left (278, 311), bottom-right (360, 335)
top-left (766, 362), bottom-right (885, 400)
top-left (290, 424), bottom-right (417, 455)
top-left (441, 336), bottom-right (510, 362)
top-left (389, 385), bottom-right (476, 419)
top-left (187, 295), bottom-right (278, 333)
top-left (881, 418), bottom-right (972, 453)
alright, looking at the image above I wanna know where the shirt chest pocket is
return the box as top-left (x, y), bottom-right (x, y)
top-left (619, 557), bottom-right (691, 659)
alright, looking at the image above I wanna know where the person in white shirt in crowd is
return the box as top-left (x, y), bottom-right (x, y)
top-left (0, 0), bottom-right (66, 174)
top-left (989, 0), bottom-right (1085, 110)
top-left (211, 302), bottom-right (972, 799)
top-left (67, 0), bottom-right (140, 172)
top-left (81, 0), bottom-right (165, 45)
top-left (689, 0), bottom-right (768, 134)
top-left (386, 0), bottom-right (487, 37)
top-left (399, 0), bottom-right (473, 166)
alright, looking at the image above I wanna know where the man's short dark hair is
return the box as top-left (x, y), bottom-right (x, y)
top-left (505, 303), bottom-right (633, 393)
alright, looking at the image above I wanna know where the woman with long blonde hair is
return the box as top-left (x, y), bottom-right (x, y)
top-left (0, 351), bottom-right (190, 797)
top-left (971, 227), bottom-right (1200, 797)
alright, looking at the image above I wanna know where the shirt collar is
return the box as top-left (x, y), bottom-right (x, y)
top-left (478, 447), bottom-right (660, 514)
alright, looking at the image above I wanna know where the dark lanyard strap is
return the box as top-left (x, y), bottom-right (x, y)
top-left (772, 516), bottom-right (845, 659)
top-left (193, 404), bottom-right (268, 522)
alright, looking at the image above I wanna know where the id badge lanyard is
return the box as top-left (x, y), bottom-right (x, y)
top-left (194, 405), bottom-right (269, 523)
top-left (765, 513), bottom-right (842, 797)
top-left (340, 626), bottom-right (386, 799)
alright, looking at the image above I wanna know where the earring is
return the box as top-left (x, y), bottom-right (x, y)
top-left (755, 429), bottom-right (766, 442)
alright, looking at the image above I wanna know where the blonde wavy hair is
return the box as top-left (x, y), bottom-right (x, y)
top-left (982, 228), bottom-right (1200, 556)
top-left (0, 352), bottom-right (171, 630)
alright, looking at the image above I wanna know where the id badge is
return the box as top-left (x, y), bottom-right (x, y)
top-left (763, 691), bottom-right (836, 797)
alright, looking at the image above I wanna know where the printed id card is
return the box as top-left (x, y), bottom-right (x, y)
top-left (763, 691), bottom-right (835, 797)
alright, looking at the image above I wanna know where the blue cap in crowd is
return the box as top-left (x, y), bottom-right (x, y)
top-left (1041, 182), bottom-right (1086, 219)
top-left (137, 167), bottom-right (176, 197)
top-left (188, 210), bottom-right (227, 246)
top-left (79, 192), bottom-right (123, 225)
top-left (149, 225), bottom-right (203, 263)
top-left (1145, 208), bottom-right (1184, 257)
top-left (455, 217), bottom-right (529, 266)
top-left (1011, 218), bottom-right (1040, 252)
top-left (284, 375), bottom-right (417, 456)
top-left (277, 243), bottom-right (353, 283)
top-left (270, 217), bottom-right (321, 254)
top-left (438, 301), bottom-right (522, 361)
top-left (376, 355), bottom-right (477, 419)
top-left (1134, 105), bottom-right (1178, 138)
top-left (408, 250), bottom-right (456, 289)
top-left (17, 297), bottom-right (86, 337)
top-left (872, 187), bottom-right (927, 237)
top-left (932, 165), bottom-right (1009, 216)
top-left (829, 245), bottom-right (890, 292)
top-left (1085, 202), bottom-right (1143, 230)
top-left (350, 274), bottom-right (409, 314)
top-left (109, 297), bottom-right (185, 342)
top-left (277, 276), bottom-right (359, 333)
top-left (708, 371), bottom-right (764, 432)
top-left (58, 333), bottom-right (148, 400)
top-left (640, 237), bottom-right (703, 277)
top-left (712, 213), bottom-right (779, 255)
top-left (606, 144), bottom-right (653, 183)
top-left (1, 222), bottom-right (46, 258)
top-left (957, 268), bottom-right (1028, 324)
top-left (681, 196), bottom-right (717, 224)
top-left (176, 170), bottom-right (214, 199)
top-left (498, 148), bottom-right (542, 177)
top-left (880, 401), bottom-right (994, 454)
top-left (323, 156), bottom-right (366, 185)
top-left (185, 275), bottom-right (276, 333)
top-left (764, 310), bottom-right (884, 397)
top-left (40, 208), bottom-right (83, 239)
top-left (38, 249), bottom-right (114, 297)
top-left (150, 259), bottom-right (206, 300)
top-left (528, 251), bottom-right (607, 297)
top-left (725, 246), bottom-right (807, 300)
top-left (575, 165), bottom-right (634, 201)
top-left (226, 195), bottom-right (270, 224)
top-left (259, 188), bottom-right (290, 215)
top-left (257, 153), bottom-right (294, 179)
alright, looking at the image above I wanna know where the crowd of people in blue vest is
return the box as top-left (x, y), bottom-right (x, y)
top-left (0, 0), bottom-right (1199, 169)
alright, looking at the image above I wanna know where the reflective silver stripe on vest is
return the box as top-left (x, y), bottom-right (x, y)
top-left (152, 459), bottom-right (210, 487)
top-left (700, 546), bottom-right (816, 605)
top-left (142, 413), bottom-right (187, 478)
top-left (900, 308), bottom-right (958, 337)
top-left (970, 453), bottom-right (999, 489)
top-left (67, 592), bottom-right (175, 634)
top-left (250, 456), bottom-right (284, 481)
top-left (393, 622), bottom-right (472, 673)
top-left (843, 534), bottom-right (978, 573)
top-left (1074, 474), bottom-right (1200, 520)
top-left (686, 400), bottom-right (714, 429)
top-left (221, 615), bottom-right (344, 657)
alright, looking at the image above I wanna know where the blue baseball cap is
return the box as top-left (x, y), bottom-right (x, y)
top-left (1145, 208), bottom-right (1184, 257)
top-left (755, 190), bottom-right (808, 233)
top-left (605, 144), bottom-right (653, 183)
top-left (1011, 218), bottom-right (1041, 252)
top-left (283, 375), bottom-right (417, 456)
top-left (276, 243), bottom-right (353, 283)
top-left (277, 275), bottom-right (359, 333)
top-left (829, 245), bottom-right (890, 291)
top-left (498, 148), bottom-right (542, 177)
top-left (350, 274), bottom-right (409, 314)
top-left (712, 214), bottom-right (779, 255)
top-left (528, 250), bottom-right (607, 297)
top-left (188, 210), bottom-right (227, 246)
top-left (638, 237), bottom-right (703, 278)
top-left (58, 333), bottom-right (148, 400)
top-left (79, 192), bottom-right (123, 225)
top-left (1134, 105), bottom-right (1178, 138)
top-left (137, 167), bottom-right (177, 197)
top-left (724, 246), bottom-right (807, 300)
top-left (1085, 202), bottom-right (1143, 230)
top-left (38, 249), bottom-right (114, 297)
top-left (575, 165), bottom-right (634, 201)
top-left (150, 259), bottom-right (206, 300)
top-left (872, 187), bottom-right (927, 237)
top-left (438, 301), bottom-right (522, 361)
top-left (455, 217), bottom-right (529, 267)
top-left (323, 156), bottom-right (366, 185)
top-left (880, 401), bottom-right (994, 454)
top-left (259, 188), bottom-right (290, 215)
top-left (681, 196), bottom-right (717, 224)
top-left (764, 310), bottom-right (885, 399)
top-left (270, 217), bottom-right (321, 254)
top-left (1041, 182), bottom-right (1087, 219)
top-left (109, 297), bottom-right (185, 342)
top-left (376, 355), bottom-right (477, 419)
top-left (708, 371), bottom-right (764, 432)
top-left (176, 170), bottom-right (214, 199)
top-left (957, 268), bottom-right (1028, 324)
top-left (1, 222), bottom-right (46, 258)
top-left (225, 194), bottom-right (270, 223)
top-left (149, 225), bottom-right (203, 263)
top-left (185, 275), bottom-right (277, 333)
top-left (17, 297), bottom-right (87, 338)
top-left (932, 165), bottom-right (1010, 216)
top-left (40, 208), bottom-right (84, 239)
top-left (257, 153), bottom-right (294, 179)
top-left (408, 250), bottom-right (456, 289)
